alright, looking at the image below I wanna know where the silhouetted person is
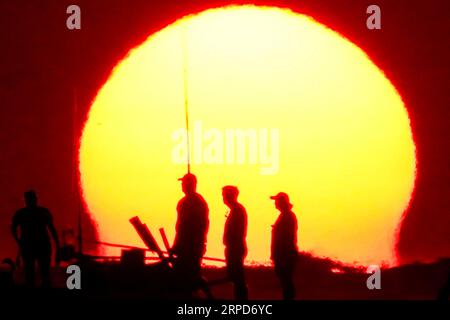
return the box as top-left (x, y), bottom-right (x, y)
top-left (171, 173), bottom-right (212, 298)
top-left (222, 185), bottom-right (248, 300)
top-left (270, 192), bottom-right (298, 300)
top-left (11, 190), bottom-right (60, 288)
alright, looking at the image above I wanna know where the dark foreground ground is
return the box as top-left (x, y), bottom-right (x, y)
top-left (1, 254), bottom-right (449, 300)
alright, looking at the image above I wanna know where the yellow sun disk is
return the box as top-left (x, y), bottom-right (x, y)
top-left (80, 6), bottom-right (416, 266)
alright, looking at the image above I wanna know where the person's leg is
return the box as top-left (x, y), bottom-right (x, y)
top-left (233, 260), bottom-right (248, 300)
top-left (22, 250), bottom-right (36, 288)
top-left (226, 248), bottom-right (248, 300)
top-left (37, 247), bottom-right (52, 288)
top-left (231, 256), bottom-right (248, 300)
top-left (172, 255), bottom-right (192, 293)
top-left (275, 260), bottom-right (296, 300)
top-left (174, 253), bottom-right (213, 299)
top-left (225, 248), bottom-right (235, 282)
top-left (274, 263), bottom-right (284, 299)
top-left (281, 257), bottom-right (297, 300)
top-left (281, 272), bottom-right (295, 300)
top-left (195, 256), bottom-right (214, 299)
top-left (198, 275), bottom-right (214, 299)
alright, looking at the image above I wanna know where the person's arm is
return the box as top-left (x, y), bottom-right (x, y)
top-left (195, 199), bottom-right (209, 245)
top-left (48, 222), bottom-right (60, 249)
top-left (270, 223), bottom-right (278, 261)
top-left (240, 208), bottom-right (248, 243)
top-left (11, 213), bottom-right (21, 246)
top-left (171, 203), bottom-right (182, 255)
top-left (275, 216), bottom-right (295, 257)
top-left (47, 212), bottom-right (60, 263)
top-left (201, 202), bottom-right (210, 238)
top-left (229, 209), bottom-right (246, 248)
top-left (223, 216), bottom-right (229, 246)
top-left (285, 215), bottom-right (298, 253)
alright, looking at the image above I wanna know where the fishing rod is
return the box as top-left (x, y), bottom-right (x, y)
top-left (182, 25), bottom-right (191, 174)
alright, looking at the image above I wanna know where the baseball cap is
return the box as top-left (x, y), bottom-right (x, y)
top-left (270, 192), bottom-right (290, 203)
top-left (178, 173), bottom-right (197, 183)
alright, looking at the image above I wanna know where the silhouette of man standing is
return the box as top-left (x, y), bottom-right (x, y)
top-left (270, 192), bottom-right (298, 300)
top-left (171, 173), bottom-right (211, 297)
top-left (222, 185), bottom-right (248, 300)
top-left (11, 190), bottom-right (60, 288)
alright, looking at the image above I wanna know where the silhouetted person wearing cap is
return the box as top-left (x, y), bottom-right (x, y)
top-left (11, 190), bottom-right (60, 288)
top-left (171, 173), bottom-right (212, 297)
top-left (270, 192), bottom-right (298, 300)
top-left (222, 186), bottom-right (248, 300)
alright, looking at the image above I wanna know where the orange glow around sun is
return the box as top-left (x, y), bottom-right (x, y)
top-left (79, 6), bottom-right (416, 266)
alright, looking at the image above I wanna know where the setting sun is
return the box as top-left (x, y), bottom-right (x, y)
top-left (79, 6), bottom-right (416, 266)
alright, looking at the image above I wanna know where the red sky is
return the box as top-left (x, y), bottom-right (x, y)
top-left (0, 0), bottom-right (449, 264)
